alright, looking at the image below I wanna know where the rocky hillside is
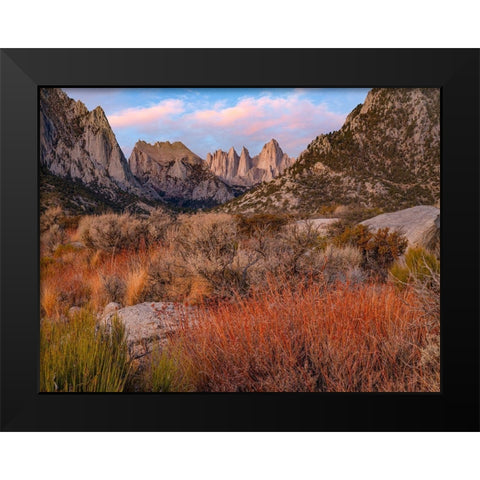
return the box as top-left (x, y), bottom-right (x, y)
top-left (220, 88), bottom-right (440, 215)
top-left (40, 88), bottom-right (237, 212)
top-left (129, 140), bottom-right (235, 208)
top-left (206, 139), bottom-right (294, 186)
top-left (40, 88), bottom-right (157, 205)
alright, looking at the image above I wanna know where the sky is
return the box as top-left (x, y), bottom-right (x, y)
top-left (64, 88), bottom-right (370, 159)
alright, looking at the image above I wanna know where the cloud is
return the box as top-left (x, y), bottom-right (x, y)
top-left (181, 93), bottom-right (345, 157)
top-left (108, 99), bottom-right (185, 128)
top-left (107, 91), bottom-right (347, 158)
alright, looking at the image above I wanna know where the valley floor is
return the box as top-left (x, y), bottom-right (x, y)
top-left (40, 207), bottom-right (440, 392)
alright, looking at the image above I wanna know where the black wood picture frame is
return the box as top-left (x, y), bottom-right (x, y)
top-left (1, 49), bottom-right (478, 431)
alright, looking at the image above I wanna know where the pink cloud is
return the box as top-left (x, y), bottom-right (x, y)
top-left (189, 102), bottom-right (254, 125)
top-left (108, 99), bottom-right (184, 128)
top-left (182, 93), bottom-right (345, 156)
top-left (107, 92), bottom-right (347, 158)
top-left (188, 95), bottom-right (340, 131)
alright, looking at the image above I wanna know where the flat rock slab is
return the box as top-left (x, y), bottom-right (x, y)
top-left (360, 205), bottom-right (440, 248)
top-left (102, 302), bottom-right (193, 358)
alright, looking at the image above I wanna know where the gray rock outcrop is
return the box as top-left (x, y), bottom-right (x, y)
top-left (205, 147), bottom-right (240, 182)
top-left (40, 88), bottom-right (240, 210)
top-left (40, 88), bottom-right (153, 202)
top-left (360, 205), bottom-right (440, 250)
top-left (206, 139), bottom-right (294, 186)
top-left (129, 140), bottom-right (235, 208)
top-left (253, 138), bottom-right (294, 182)
top-left (103, 302), bottom-right (122, 316)
top-left (102, 302), bottom-right (193, 358)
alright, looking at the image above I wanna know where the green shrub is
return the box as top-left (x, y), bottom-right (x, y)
top-left (40, 309), bottom-right (130, 392)
top-left (143, 348), bottom-right (195, 392)
top-left (390, 247), bottom-right (440, 285)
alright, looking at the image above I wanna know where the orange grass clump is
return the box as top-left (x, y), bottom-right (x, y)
top-left (124, 267), bottom-right (148, 306)
top-left (40, 233), bottom-right (160, 316)
top-left (40, 283), bottom-right (60, 318)
top-left (167, 279), bottom-right (439, 392)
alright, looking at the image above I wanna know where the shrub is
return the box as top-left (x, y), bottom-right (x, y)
top-left (176, 213), bottom-right (245, 299)
top-left (335, 224), bottom-right (407, 277)
top-left (216, 222), bottom-right (330, 291)
top-left (40, 309), bottom-right (130, 392)
top-left (144, 208), bottom-right (175, 246)
top-left (101, 274), bottom-right (126, 304)
top-left (41, 224), bottom-right (67, 255)
top-left (321, 244), bottom-right (363, 283)
top-left (41, 246), bottom-right (94, 316)
top-left (40, 256), bottom-right (56, 270)
top-left (58, 215), bottom-right (82, 231)
top-left (275, 223), bottom-right (327, 278)
top-left (145, 251), bottom-right (178, 301)
top-left (390, 247), bottom-right (440, 285)
top-left (78, 213), bottom-right (145, 253)
top-left (391, 247), bottom-right (440, 333)
top-left (333, 205), bottom-right (384, 225)
top-left (235, 213), bottom-right (289, 237)
top-left (40, 205), bottom-right (63, 233)
top-left (318, 204), bottom-right (338, 217)
top-left (53, 243), bottom-right (82, 258)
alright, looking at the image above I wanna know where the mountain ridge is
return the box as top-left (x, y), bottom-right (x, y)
top-left (40, 87), bottom-right (439, 216)
top-left (40, 88), bottom-right (239, 211)
top-left (205, 138), bottom-right (294, 186)
top-left (219, 88), bottom-right (440, 215)
top-left (128, 140), bottom-right (235, 208)
top-left (40, 88), bottom-right (150, 202)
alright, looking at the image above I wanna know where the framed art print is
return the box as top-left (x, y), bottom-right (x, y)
top-left (1, 49), bottom-right (479, 431)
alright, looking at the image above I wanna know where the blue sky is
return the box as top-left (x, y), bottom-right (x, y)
top-left (64, 88), bottom-right (370, 159)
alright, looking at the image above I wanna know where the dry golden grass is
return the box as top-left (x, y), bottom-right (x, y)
top-left (187, 275), bottom-right (213, 305)
top-left (40, 211), bottom-right (440, 392)
top-left (40, 228), bottom-right (162, 316)
top-left (88, 274), bottom-right (107, 311)
top-left (124, 267), bottom-right (148, 306)
top-left (39, 211), bottom-right (409, 316)
top-left (165, 277), bottom-right (439, 392)
top-left (40, 283), bottom-right (59, 318)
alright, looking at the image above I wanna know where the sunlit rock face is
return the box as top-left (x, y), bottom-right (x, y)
top-left (129, 140), bottom-right (235, 208)
top-left (206, 139), bottom-right (295, 186)
top-left (40, 88), bottom-right (149, 202)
